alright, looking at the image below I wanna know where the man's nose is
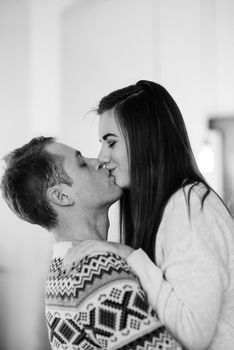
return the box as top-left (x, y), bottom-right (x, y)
top-left (89, 158), bottom-right (103, 170)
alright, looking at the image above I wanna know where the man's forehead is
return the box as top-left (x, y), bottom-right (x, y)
top-left (45, 142), bottom-right (76, 157)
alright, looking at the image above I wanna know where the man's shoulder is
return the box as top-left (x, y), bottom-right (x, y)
top-left (45, 252), bottom-right (168, 350)
top-left (45, 253), bottom-right (182, 350)
top-left (46, 252), bottom-right (140, 307)
top-left (48, 251), bottom-right (138, 281)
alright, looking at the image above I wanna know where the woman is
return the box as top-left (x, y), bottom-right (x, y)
top-left (64, 81), bottom-right (234, 349)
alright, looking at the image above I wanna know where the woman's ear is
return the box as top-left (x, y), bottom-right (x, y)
top-left (47, 185), bottom-right (74, 207)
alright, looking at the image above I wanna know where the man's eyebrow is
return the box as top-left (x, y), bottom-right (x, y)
top-left (100, 133), bottom-right (118, 141)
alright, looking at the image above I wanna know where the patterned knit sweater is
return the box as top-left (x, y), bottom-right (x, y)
top-left (45, 242), bottom-right (182, 350)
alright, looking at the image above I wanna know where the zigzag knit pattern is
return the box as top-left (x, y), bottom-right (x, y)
top-left (45, 252), bottom-right (182, 350)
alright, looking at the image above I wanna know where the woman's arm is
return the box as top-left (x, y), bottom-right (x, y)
top-left (127, 186), bottom-right (229, 350)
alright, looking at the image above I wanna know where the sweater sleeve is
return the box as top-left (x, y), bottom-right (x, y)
top-left (127, 186), bottom-right (229, 350)
top-left (45, 252), bottom-right (182, 350)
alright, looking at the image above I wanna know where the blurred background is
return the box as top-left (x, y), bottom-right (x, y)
top-left (0, 0), bottom-right (234, 349)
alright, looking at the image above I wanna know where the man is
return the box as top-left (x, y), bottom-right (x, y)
top-left (1, 136), bottom-right (181, 350)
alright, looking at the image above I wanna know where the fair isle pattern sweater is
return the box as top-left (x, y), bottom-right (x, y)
top-left (45, 242), bottom-right (182, 350)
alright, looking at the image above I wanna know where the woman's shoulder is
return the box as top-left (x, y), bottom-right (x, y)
top-left (157, 182), bottom-right (234, 260)
top-left (168, 182), bottom-right (225, 211)
top-left (163, 181), bottom-right (233, 232)
top-left (165, 181), bottom-right (207, 212)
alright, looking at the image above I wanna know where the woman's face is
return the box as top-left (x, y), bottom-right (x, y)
top-left (98, 109), bottom-right (130, 189)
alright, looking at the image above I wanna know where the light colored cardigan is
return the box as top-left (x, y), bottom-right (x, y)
top-left (127, 183), bottom-right (234, 350)
top-left (45, 242), bottom-right (182, 350)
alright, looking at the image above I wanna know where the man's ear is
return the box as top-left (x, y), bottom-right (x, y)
top-left (47, 185), bottom-right (74, 207)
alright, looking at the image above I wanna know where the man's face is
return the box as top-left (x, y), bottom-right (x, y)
top-left (46, 142), bottom-right (122, 208)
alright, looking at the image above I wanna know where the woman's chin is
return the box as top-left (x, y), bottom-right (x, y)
top-left (115, 179), bottom-right (130, 190)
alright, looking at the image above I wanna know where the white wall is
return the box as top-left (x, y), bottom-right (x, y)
top-left (154, 0), bottom-right (204, 154)
top-left (216, 0), bottom-right (234, 113)
top-left (60, 0), bottom-right (155, 156)
top-left (153, 0), bottom-right (234, 193)
top-left (0, 1), bottom-right (234, 349)
top-left (0, 1), bottom-right (56, 349)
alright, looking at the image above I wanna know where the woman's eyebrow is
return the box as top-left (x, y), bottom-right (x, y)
top-left (101, 133), bottom-right (118, 141)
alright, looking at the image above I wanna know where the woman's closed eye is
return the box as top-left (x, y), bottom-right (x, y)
top-left (108, 140), bottom-right (117, 148)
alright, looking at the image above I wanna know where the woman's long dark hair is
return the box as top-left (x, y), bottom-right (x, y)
top-left (98, 80), bottom-right (212, 262)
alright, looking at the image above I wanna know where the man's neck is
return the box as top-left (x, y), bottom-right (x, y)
top-left (53, 208), bottom-right (110, 243)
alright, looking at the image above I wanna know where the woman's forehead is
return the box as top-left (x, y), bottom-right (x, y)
top-left (99, 110), bottom-right (120, 135)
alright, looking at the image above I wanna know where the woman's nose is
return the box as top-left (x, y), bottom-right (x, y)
top-left (98, 145), bottom-right (110, 164)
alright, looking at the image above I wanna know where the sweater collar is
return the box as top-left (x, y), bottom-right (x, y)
top-left (52, 241), bottom-right (73, 259)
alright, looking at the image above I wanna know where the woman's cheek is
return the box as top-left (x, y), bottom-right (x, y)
top-left (118, 173), bottom-right (131, 189)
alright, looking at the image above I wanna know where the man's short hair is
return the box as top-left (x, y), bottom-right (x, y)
top-left (0, 136), bottom-right (72, 230)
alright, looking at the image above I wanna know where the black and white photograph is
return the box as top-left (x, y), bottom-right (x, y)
top-left (0, 1), bottom-right (234, 349)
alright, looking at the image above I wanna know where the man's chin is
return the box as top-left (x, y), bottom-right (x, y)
top-left (110, 175), bottom-right (121, 188)
top-left (110, 186), bottom-right (123, 204)
top-left (113, 180), bottom-right (124, 193)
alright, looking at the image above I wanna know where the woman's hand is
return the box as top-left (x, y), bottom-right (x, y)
top-left (62, 240), bottom-right (134, 274)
